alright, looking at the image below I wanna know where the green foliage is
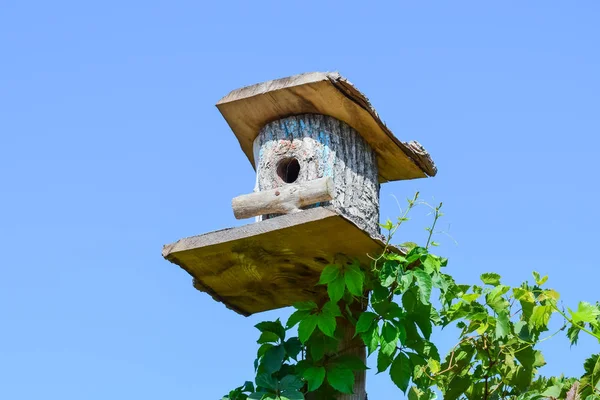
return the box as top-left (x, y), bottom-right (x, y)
top-left (223, 194), bottom-right (600, 400)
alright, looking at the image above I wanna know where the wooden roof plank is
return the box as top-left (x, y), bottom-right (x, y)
top-left (216, 72), bottom-right (437, 183)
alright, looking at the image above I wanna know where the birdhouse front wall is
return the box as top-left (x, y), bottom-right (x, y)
top-left (253, 114), bottom-right (380, 237)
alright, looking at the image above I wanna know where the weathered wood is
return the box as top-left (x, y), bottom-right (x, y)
top-left (254, 115), bottom-right (381, 238)
top-left (216, 71), bottom-right (437, 182)
top-left (162, 207), bottom-right (388, 316)
top-left (232, 177), bottom-right (334, 220)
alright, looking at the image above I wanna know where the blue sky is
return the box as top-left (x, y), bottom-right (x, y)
top-left (1, 1), bottom-right (599, 399)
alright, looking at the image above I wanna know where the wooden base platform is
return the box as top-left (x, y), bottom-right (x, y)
top-left (162, 207), bottom-right (386, 316)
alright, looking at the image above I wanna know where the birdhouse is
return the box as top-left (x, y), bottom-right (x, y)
top-left (162, 72), bottom-right (436, 316)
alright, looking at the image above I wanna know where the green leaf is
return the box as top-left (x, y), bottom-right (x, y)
top-left (380, 219), bottom-right (394, 230)
top-left (344, 262), bottom-right (364, 296)
top-left (399, 242), bottom-right (418, 251)
top-left (318, 264), bottom-right (341, 285)
top-left (284, 338), bottom-right (302, 361)
top-left (327, 275), bottom-right (345, 303)
top-left (293, 301), bottom-right (318, 311)
top-left (279, 375), bottom-right (304, 391)
top-left (261, 344), bottom-right (285, 374)
top-left (248, 392), bottom-right (269, 400)
top-left (569, 302), bottom-right (600, 324)
top-left (495, 310), bottom-right (510, 339)
top-left (444, 375), bottom-right (471, 400)
top-left (331, 355), bottom-right (368, 371)
top-left (360, 324), bottom-right (380, 356)
top-left (413, 269), bottom-right (433, 304)
top-left (421, 254), bottom-right (441, 273)
top-left (327, 365), bottom-right (354, 394)
top-left (513, 288), bottom-right (535, 303)
top-left (258, 331), bottom-right (281, 344)
top-left (286, 310), bottom-right (311, 330)
top-left (255, 320), bottom-right (286, 341)
top-left (298, 315), bottom-right (318, 343)
top-left (390, 352), bottom-right (412, 393)
top-left (427, 358), bottom-right (440, 374)
top-left (480, 272), bottom-right (501, 286)
top-left (321, 301), bottom-right (342, 317)
top-left (532, 271), bottom-right (548, 286)
top-left (303, 366), bottom-right (325, 391)
top-left (377, 350), bottom-right (394, 373)
top-left (279, 390), bottom-right (305, 400)
top-left (355, 312), bottom-right (377, 335)
top-left (382, 321), bottom-right (399, 343)
top-left (317, 313), bottom-right (336, 338)
top-left (530, 305), bottom-right (552, 330)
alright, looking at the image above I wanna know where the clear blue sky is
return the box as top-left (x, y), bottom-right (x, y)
top-left (1, 1), bottom-right (599, 399)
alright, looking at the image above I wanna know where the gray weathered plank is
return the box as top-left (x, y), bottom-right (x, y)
top-left (216, 71), bottom-right (437, 182)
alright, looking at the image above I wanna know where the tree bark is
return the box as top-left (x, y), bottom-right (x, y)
top-left (253, 114), bottom-right (380, 238)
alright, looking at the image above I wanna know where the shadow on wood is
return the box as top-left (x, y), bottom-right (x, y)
top-left (162, 207), bottom-right (387, 316)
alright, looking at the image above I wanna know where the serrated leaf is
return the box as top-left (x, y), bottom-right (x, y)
top-left (317, 313), bottom-right (336, 338)
top-left (530, 305), bottom-right (552, 330)
top-left (248, 391), bottom-right (269, 400)
top-left (390, 352), bottom-right (411, 393)
top-left (332, 354), bottom-right (368, 371)
top-left (318, 264), bottom-right (341, 285)
top-left (495, 310), bottom-right (510, 339)
top-left (284, 338), bottom-right (302, 361)
top-left (258, 331), bottom-right (281, 344)
top-left (261, 345), bottom-right (285, 374)
top-left (532, 271), bottom-right (548, 286)
top-left (303, 366), bottom-right (325, 391)
top-left (255, 320), bottom-right (286, 341)
top-left (279, 390), bottom-right (304, 400)
top-left (327, 275), bottom-right (345, 303)
top-left (513, 288), bottom-right (535, 303)
top-left (286, 310), bottom-right (311, 330)
top-left (355, 312), bottom-right (377, 335)
top-left (345, 263), bottom-right (365, 296)
top-left (461, 293), bottom-right (480, 303)
top-left (480, 272), bottom-right (501, 286)
top-left (327, 365), bottom-right (354, 394)
top-left (413, 269), bottom-right (433, 304)
top-left (382, 321), bottom-right (399, 343)
top-left (377, 350), bottom-right (394, 373)
top-left (361, 324), bottom-right (380, 356)
top-left (569, 302), bottom-right (600, 324)
top-left (293, 301), bottom-right (318, 311)
top-left (427, 358), bottom-right (440, 374)
top-left (298, 315), bottom-right (318, 343)
top-left (279, 374), bottom-right (304, 391)
top-left (399, 242), bottom-right (418, 251)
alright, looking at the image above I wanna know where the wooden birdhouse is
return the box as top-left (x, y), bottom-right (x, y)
top-left (162, 72), bottom-right (436, 316)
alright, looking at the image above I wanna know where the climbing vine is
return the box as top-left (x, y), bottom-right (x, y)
top-left (223, 193), bottom-right (600, 400)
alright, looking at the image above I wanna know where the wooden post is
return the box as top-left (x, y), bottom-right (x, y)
top-left (163, 72), bottom-right (438, 400)
top-left (252, 114), bottom-right (377, 400)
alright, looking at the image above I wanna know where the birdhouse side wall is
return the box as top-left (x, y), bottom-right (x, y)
top-left (253, 114), bottom-right (380, 237)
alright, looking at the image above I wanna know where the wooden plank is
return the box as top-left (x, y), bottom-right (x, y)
top-left (216, 71), bottom-right (437, 183)
top-left (162, 207), bottom-right (387, 316)
top-left (232, 177), bottom-right (334, 220)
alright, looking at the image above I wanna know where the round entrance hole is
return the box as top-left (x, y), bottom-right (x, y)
top-left (277, 157), bottom-right (300, 183)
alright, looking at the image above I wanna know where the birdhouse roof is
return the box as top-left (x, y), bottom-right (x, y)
top-left (216, 71), bottom-right (437, 183)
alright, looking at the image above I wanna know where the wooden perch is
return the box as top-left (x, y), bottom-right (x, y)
top-left (232, 177), bottom-right (334, 220)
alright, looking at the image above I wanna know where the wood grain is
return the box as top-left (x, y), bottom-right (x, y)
top-left (232, 177), bottom-right (334, 219)
top-left (216, 71), bottom-right (437, 183)
top-left (162, 207), bottom-right (388, 316)
top-left (254, 115), bottom-right (380, 237)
